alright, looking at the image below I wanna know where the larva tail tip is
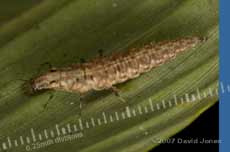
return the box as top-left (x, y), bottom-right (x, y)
top-left (21, 82), bottom-right (35, 96)
top-left (15, 78), bottom-right (34, 95)
top-left (17, 78), bottom-right (39, 96)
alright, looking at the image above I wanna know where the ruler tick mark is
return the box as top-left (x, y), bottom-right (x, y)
top-left (7, 137), bottom-right (12, 148)
top-left (126, 106), bottom-right (131, 118)
top-left (20, 136), bottom-right (24, 145)
top-left (144, 106), bottom-right (149, 113)
top-left (209, 88), bottom-right (213, 96)
top-left (115, 112), bottom-right (119, 121)
top-left (62, 128), bottom-right (66, 135)
top-left (14, 140), bottom-right (18, 147)
top-left (102, 112), bottom-right (108, 124)
top-left (138, 105), bottom-right (143, 115)
top-left (90, 118), bottom-right (95, 127)
top-left (78, 119), bottom-right (84, 130)
top-left (67, 124), bottom-right (71, 133)
top-left (2, 142), bottom-right (7, 150)
top-left (174, 95), bottom-right (178, 105)
top-left (227, 85), bottom-right (230, 92)
top-left (121, 112), bottom-right (126, 119)
top-left (50, 130), bottom-right (55, 138)
top-left (26, 137), bottom-right (30, 144)
top-left (55, 124), bottom-right (61, 136)
top-left (185, 93), bottom-right (190, 102)
top-left (97, 118), bottom-right (102, 125)
top-left (203, 91), bottom-right (207, 98)
top-left (31, 128), bottom-right (36, 142)
top-left (191, 94), bottom-right (196, 102)
top-left (168, 100), bottom-right (172, 107)
top-left (220, 82), bottom-right (225, 93)
top-left (38, 134), bottom-right (42, 141)
top-left (44, 129), bottom-right (49, 139)
top-left (132, 109), bottom-right (136, 116)
top-left (73, 124), bottom-right (78, 132)
top-left (149, 99), bottom-right (154, 111)
top-left (156, 103), bottom-right (160, 110)
top-left (162, 100), bottom-right (166, 109)
top-left (109, 115), bottom-right (114, 122)
top-left (196, 88), bottom-right (202, 100)
top-left (86, 121), bottom-right (89, 129)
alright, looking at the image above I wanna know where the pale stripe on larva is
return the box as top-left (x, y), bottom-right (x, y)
top-left (30, 37), bottom-right (205, 94)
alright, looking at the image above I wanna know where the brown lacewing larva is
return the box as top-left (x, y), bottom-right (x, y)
top-left (30, 37), bottom-right (205, 94)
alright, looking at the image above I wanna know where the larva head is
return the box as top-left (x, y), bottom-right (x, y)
top-left (30, 70), bottom-right (61, 93)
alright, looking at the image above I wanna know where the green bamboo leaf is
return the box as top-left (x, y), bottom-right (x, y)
top-left (0, 0), bottom-right (43, 26)
top-left (0, 0), bottom-right (218, 152)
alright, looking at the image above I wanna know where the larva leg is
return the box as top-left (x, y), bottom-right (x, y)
top-left (98, 49), bottom-right (104, 57)
top-left (80, 58), bottom-right (86, 63)
top-left (110, 86), bottom-right (126, 103)
top-left (43, 92), bottom-right (55, 109)
top-left (78, 93), bottom-right (86, 117)
top-left (38, 62), bottom-right (56, 75)
top-left (40, 62), bottom-right (53, 69)
top-left (110, 86), bottom-right (120, 96)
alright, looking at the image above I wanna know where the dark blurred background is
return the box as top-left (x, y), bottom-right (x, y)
top-left (152, 102), bottom-right (219, 152)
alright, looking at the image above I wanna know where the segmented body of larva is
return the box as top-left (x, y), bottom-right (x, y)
top-left (30, 37), bottom-right (204, 94)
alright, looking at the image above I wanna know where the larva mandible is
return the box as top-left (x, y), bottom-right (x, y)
top-left (30, 37), bottom-right (205, 94)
